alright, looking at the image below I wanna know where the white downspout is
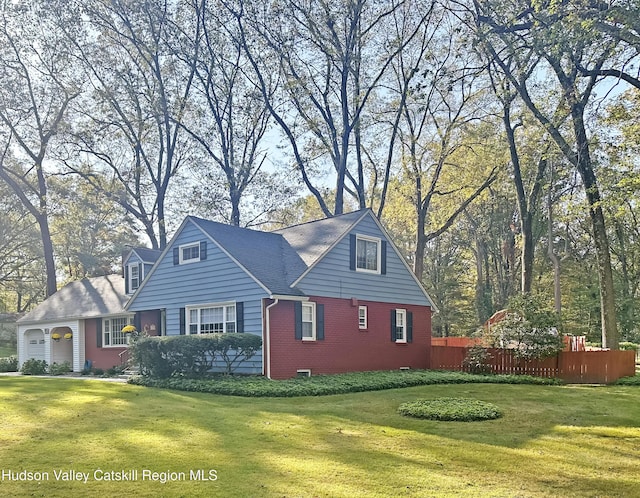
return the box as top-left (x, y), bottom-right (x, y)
top-left (265, 298), bottom-right (279, 380)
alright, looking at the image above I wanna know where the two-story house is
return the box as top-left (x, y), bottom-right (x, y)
top-left (17, 209), bottom-right (435, 379)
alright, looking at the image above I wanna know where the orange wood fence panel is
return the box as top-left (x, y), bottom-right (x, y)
top-left (430, 346), bottom-right (636, 384)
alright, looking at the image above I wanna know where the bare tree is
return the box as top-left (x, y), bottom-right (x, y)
top-left (178, 0), bottom-right (277, 227)
top-left (63, 0), bottom-right (197, 249)
top-left (0, 0), bottom-right (82, 296)
top-left (234, 0), bottom-right (433, 216)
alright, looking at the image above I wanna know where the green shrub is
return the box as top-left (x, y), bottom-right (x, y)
top-left (485, 294), bottom-right (564, 360)
top-left (105, 365), bottom-right (125, 376)
top-left (92, 368), bottom-right (104, 376)
top-left (130, 333), bottom-right (262, 378)
top-left (0, 355), bottom-right (18, 372)
top-left (619, 342), bottom-right (639, 352)
top-left (128, 369), bottom-right (562, 397)
top-left (48, 362), bottom-right (71, 375)
top-left (398, 398), bottom-right (503, 421)
top-left (463, 345), bottom-right (492, 374)
top-left (614, 375), bottom-right (640, 386)
top-left (20, 359), bottom-right (48, 375)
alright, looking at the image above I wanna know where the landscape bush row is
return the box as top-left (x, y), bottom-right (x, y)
top-left (128, 369), bottom-right (562, 397)
top-left (0, 355), bottom-right (18, 372)
top-left (129, 333), bottom-right (262, 377)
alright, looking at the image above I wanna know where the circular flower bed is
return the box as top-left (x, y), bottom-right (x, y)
top-left (398, 398), bottom-right (503, 421)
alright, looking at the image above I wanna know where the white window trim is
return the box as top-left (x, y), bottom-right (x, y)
top-left (395, 309), bottom-right (407, 343)
top-left (103, 315), bottom-right (134, 348)
top-left (301, 302), bottom-right (316, 341)
top-left (127, 262), bottom-right (141, 292)
top-left (179, 242), bottom-right (201, 265)
top-left (355, 234), bottom-right (381, 274)
top-left (358, 305), bottom-right (368, 329)
top-left (186, 302), bottom-right (237, 335)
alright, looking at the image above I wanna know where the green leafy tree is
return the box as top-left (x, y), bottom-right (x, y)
top-left (486, 294), bottom-right (564, 360)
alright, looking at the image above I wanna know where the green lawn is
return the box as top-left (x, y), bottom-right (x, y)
top-left (1, 378), bottom-right (639, 497)
top-left (0, 345), bottom-right (16, 357)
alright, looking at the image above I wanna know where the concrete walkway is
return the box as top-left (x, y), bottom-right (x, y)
top-left (0, 371), bottom-right (128, 382)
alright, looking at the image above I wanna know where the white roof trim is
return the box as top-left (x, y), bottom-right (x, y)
top-left (269, 294), bottom-right (309, 302)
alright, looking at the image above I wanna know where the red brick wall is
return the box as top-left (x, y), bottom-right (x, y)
top-left (267, 297), bottom-right (432, 379)
top-left (84, 310), bottom-right (160, 370)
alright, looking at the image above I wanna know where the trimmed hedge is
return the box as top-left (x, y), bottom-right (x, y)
top-left (398, 398), bottom-right (503, 421)
top-left (0, 355), bottom-right (18, 372)
top-left (614, 375), bottom-right (640, 386)
top-left (128, 369), bottom-right (562, 397)
top-left (129, 333), bottom-right (262, 378)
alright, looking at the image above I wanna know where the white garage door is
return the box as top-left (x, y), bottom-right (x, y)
top-left (25, 330), bottom-right (45, 361)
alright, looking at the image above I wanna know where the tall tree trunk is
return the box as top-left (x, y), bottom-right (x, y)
top-left (572, 105), bottom-right (619, 348)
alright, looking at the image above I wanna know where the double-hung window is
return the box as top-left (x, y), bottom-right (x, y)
top-left (294, 301), bottom-right (324, 341)
top-left (394, 309), bottom-right (407, 343)
top-left (188, 303), bottom-right (236, 334)
top-left (103, 316), bottom-right (133, 347)
top-left (356, 235), bottom-right (381, 273)
top-left (128, 263), bottom-right (140, 292)
top-left (359, 305), bottom-right (368, 329)
top-left (301, 302), bottom-right (316, 340)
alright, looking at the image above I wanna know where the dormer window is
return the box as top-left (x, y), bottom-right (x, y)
top-left (128, 263), bottom-right (140, 292)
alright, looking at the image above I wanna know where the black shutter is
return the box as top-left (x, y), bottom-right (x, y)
top-left (350, 234), bottom-right (356, 271)
top-left (173, 247), bottom-right (180, 265)
top-left (381, 240), bottom-right (387, 275)
top-left (133, 312), bottom-right (141, 333)
top-left (96, 318), bottom-right (103, 348)
top-left (179, 308), bottom-right (186, 335)
top-left (407, 311), bottom-right (413, 343)
top-left (294, 301), bottom-right (302, 340)
top-left (390, 309), bottom-right (397, 341)
top-left (316, 304), bottom-right (324, 340)
top-left (124, 265), bottom-right (129, 294)
top-left (236, 302), bottom-right (244, 333)
top-left (200, 241), bottom-right (207, 261)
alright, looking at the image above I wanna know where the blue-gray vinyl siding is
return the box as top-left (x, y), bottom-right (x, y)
top-left (296, 215), bottom-right (432, 306)
top-left (127, 222), bottom-right (268, 374)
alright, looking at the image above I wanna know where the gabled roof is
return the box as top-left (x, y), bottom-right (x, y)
top-left (132, 247), bottom-right (162, 263)
top-left (18, 274), bottom-right (129, 324)
top-left (123, 247), bottom-right (162, 265)
top-left (274, 209), bottom-right (366, 267)
top-left (189, 210), bottom-right (371, 296)
top-left (189, 217), bottom-right (307, 296)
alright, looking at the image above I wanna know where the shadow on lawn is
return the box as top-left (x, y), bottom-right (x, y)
top-left (2, 377), bottom-right (640, 497)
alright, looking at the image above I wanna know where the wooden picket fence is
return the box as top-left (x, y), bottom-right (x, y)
top-left (430, 346), bottom-right (636, 384)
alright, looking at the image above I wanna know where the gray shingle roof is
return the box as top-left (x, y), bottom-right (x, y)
top-left (189, 217), bottom-right (307, 295)
top-left (191, 210), bottom-right (367, 295)
top-left (274, 210), bottom-right (366, 267)
top-left (17, 274), bottom-right (129, 324)
top-left (132, 247), bottom-right (162, 263)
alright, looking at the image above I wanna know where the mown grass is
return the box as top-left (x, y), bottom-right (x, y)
top-left (0, 344), bottom-right (16, 357)
top-left (1, 377), bottom-right (640, 497)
